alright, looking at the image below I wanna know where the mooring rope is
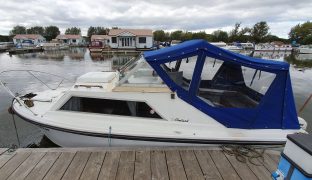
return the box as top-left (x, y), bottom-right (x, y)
top-left (221, 145), bottom-right (265, 166)
top-left (298, 93), bottom-right (312, 114)
top-left (11, 113), bottom-right (21, 148)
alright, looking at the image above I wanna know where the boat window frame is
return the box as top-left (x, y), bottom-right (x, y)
top-left (55, 94), bottom-right (166, 120)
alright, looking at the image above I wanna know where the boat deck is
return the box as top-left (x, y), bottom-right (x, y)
top-left (0, 147), bottom-right (280, 180)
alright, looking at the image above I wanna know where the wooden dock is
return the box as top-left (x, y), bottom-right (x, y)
top-left (0, 147), bottom-right (280, 180)
top-left (8, 47), bottom-right (43, 54)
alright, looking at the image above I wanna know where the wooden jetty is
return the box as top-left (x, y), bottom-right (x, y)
top-left (8, 47), bottom-right (43, 55)
top-left (0, 147), bottom-right (280, 180)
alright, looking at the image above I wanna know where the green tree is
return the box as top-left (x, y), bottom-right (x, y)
top-left (87, 26), bottom-right (96, 37)
top-left (289, 21), bottom-right (312, 44)
top-left (87, 26), bottom-right (109, 37)
top-left (250, 21), bottom-right (270, 43)
top-left (26, 26), bottom-right (44, 35)
top-left (182, 31), bottom-right (193, 41)
top-left (153, 30), bottom-right (166, 41)
top-left (9, 25), bottom-right (26, 35)
top-left (212, 30), bottom-right (229, 42)
top-left (302, 35), bottom-right (312, 45)
top-left (65, 27), bottom-right (81, 35)
top-left (192, 31), bottom-right (208, 40)
top-left (44, 26), bottom-right (60, 41)
top-left (229, 22), bottom-right (241, 42)
top-left (170, 30), bottom-right (183, 40)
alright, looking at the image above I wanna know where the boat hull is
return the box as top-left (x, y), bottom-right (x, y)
top-left (41, 126), bottom-right (286, 147)
top-left (14, 110), bottom-right (286, 147)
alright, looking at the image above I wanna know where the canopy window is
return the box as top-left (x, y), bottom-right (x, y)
top-left (144, 40), bottom-right (299, 129)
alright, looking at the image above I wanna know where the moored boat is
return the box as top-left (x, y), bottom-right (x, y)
top-left (2, 40), bottom-right (307, 147)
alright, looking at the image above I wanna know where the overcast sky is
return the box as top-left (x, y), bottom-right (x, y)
top-left (0, 0), bottom-right (311, 38)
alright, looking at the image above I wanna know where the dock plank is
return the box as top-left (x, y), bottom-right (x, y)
top-left (165, 150), bottom-right (187, 180)
top-left (134, 150), bottom-right (151, 180)
top-left (151, 150), bottom-right (169, 180)
top-left (7, 152), bottom-right (45, 180)
top-left (194, 150), bottom-right (222, 180)
top-left (267, 153), bottom-right (280, 164)
top-left (98, 151), bottom-right (121, 180)
top-left (116, 151), bottom-right (135, 180)
top-left (224, 153), bottom-right (258, 180)
top-left (0, 148), bottom-right (8, 155)
top-left (80, 151), bottom-right (106, 180)
top-left (61, 151), bottom-right (91, 180)
top-left (0, 152), bottom-right (16, 169)
top-left (246, 159), bottom-right (272, 180)
top-left (209, 150), bottom-right (241, 180)
top-left (25, 152), bottom-right (61, 180)
top-left (43, 152), bottom-right (76, 180)
top-left (180, 150), bottom-right (205, 180)
top-left (0, 152), bottom-right (31, 179)
top-left (258, 153), bottom-right (278, 173)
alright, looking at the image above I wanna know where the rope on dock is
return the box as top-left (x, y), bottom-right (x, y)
top-left (221, 145), bottom-right (265, 166)
top-left (298, 93), bottom-right (312, 114)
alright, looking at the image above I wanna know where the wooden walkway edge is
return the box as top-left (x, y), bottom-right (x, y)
top-left (0, 147), bottom-right (280, 180)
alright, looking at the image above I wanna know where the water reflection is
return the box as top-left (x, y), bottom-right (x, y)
top-left (14, 48), bottom-right (87, 61)
top-left (253, 51), bottom-right (292, 61)
top-left (0, 48), bottom-right (311, 148)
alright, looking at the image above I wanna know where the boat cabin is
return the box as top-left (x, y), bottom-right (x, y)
top-left (142, 40), bottom-right (299, 129)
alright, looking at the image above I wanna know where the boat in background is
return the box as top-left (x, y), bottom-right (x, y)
top-left (255, 42), bottom-right (292, 51)
top-left (210, 42), bottom-right (243, 52)
top-left (296, 45), bottom-right (312, 54)
top-left (42, 42), bottom-right (69, 51)
top-left (2, 40), bottom-right (307, 147)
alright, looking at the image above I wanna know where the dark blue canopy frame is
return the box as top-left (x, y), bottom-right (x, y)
top-left (144, 40), bottom-right (299, 129)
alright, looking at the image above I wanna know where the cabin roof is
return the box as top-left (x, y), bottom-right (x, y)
top-left (109, 29), bottom-right (153, 36)
top-left (13, 34), bottom-right (44, 39)
top-left (91, 35), bottom-right (110, 41)
top-left (56, 34), bottom-right (82, 39)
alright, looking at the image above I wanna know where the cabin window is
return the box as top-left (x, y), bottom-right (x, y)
top-left (162, 56), bottom-right (198, 90)
top-left (197, 57), bottom-right (276, 108)
top-left (112, 37), bottom-right (117, 43)
top-left (72, 39), bottom-right (76, 43)
top-left (139, 37), bottom-right (146, 43)
top-left (60, 97), bottom-right (162, 119)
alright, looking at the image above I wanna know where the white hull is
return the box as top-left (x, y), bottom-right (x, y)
top-left (42, 128), bottom-right (219, 147)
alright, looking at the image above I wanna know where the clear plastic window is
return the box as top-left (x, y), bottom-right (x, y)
top-left (197, 57), bottom-right (276, 108)
top-left (162, 55), bottom-right (198, 90)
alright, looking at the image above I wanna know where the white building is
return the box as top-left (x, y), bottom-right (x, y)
top-left (108, 29), bottom-right (153, 49)
top-left (56, 35), bottom-right (84, 45)
top-left (13, 34), bottom-right (46, 45)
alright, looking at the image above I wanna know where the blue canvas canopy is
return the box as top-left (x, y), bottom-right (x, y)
top-left (144, 39), bottom-right (299, 129)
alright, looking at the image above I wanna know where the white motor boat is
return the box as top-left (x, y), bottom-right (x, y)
top-left (296, 45), bottom-right (312, 54)
top-left (2, 40), bottom-right (307, 147)
top-left (255, 43), bottom-right (292, 51)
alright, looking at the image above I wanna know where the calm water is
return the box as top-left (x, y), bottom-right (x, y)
top-left (0, 48), bottom-right (311, 147)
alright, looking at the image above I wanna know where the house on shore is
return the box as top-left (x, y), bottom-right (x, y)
top-left (13, 34), bottom-right (46, 45)
top-left (56, 34), bottom-right (84, 46)
top-left (108, 29), bottom-right (153, 49)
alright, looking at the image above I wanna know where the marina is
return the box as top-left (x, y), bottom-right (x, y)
top-left (0, 47), bottom-right (312, 148)
top-left (0, 0), bottom-right (311, 179)
top-left (1, 40), bottom-right (308, 147)
top-left (0, 146), bottom-right (281, 180)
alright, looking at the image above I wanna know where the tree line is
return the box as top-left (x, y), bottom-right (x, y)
top-left (5, 21), bottom-right (312, 44)
top-left (154, 21), bottom-right (311, 44)
top-left (154, 21), bottom-right (283, 44)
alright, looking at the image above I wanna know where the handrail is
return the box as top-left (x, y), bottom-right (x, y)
top-left (0, 70), bottom-right (74, 90)
top-left (0, 70), bottom-right (74, 116)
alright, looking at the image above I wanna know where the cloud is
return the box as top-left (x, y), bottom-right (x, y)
top-left (0, 0), bottom-right (311, 38)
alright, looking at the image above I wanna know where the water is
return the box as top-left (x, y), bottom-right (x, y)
top-left (0, 48), bottom-right (311, 147)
